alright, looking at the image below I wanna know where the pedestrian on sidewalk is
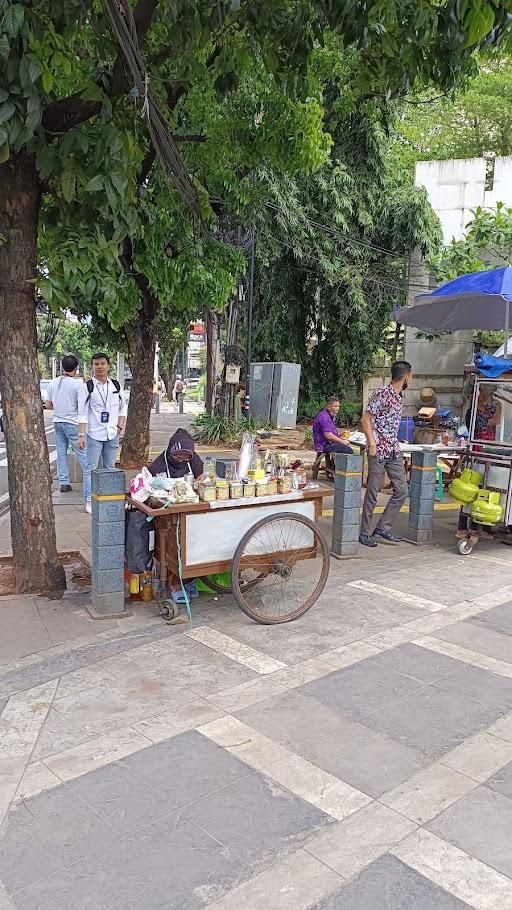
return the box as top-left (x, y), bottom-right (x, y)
top-left (45, 355), bottom-right (87, 494)
top-left (359, 360), bottom-right (412, 548)
top-left (78, 353), bottom-right (127, 514)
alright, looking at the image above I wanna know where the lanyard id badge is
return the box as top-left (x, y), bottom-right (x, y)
top-left (100, 411), bottom-right (109, 423)
top-left (96, 382), bottom-right (110, 424)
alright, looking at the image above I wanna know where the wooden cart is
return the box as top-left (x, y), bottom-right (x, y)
top-left (127, 485), bottom-right (331, 625)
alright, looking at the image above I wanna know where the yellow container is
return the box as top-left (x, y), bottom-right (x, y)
top-left (255, 483), bottom-right (269, 496)
top-left (243, 483), bottom-right (255, 498)
top-left (216, 485), bottom-right (229, 500)
top-left (278, 476), bottom-right (292, 494)
top-left (229, 482), bottom-right (243, 499)
top-left (199, 484), bottom-right (216, 502)
top-left (267, 479), bottom-right (277, 495)
top-left (248, 468), bottom-right (265, 480)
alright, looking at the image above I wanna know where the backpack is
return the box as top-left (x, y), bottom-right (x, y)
top-left (175, 380), bottom-right (184, 393)
top-left (85, 378), bottom-right (122, 406)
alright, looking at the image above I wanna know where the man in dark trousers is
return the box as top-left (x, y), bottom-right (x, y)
top-left (359, 360), bottom-right (412, 547)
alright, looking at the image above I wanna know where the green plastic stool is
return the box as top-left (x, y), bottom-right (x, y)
top-left (435, 465), bottom-right (444, 502)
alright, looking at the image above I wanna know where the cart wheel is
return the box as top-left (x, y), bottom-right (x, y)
top-left (160, 600), bottom-right (178, 621)
top-left (457, 538), bottom-right (474, 556)
top-left (231, 512), bottom-right (330, 624)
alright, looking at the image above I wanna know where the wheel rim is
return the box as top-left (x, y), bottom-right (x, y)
top-left (232, 513), bottom-right (329, 623)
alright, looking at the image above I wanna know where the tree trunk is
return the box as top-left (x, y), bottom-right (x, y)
top-left (160, 365), bottom-right (172, 399)
top-left (205, 307), bottom-right (219, 416)
top-left (0, 152), bottom-right (65, 593)
top-left (120, 291), bottom-right (158, 468)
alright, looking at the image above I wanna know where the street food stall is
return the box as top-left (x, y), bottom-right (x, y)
top-left (393, 266), bottom-right (512, 555)
top-left (127, 432), bottom-right (331, 624)
top-left (128, 485), bottom-right (331, 624)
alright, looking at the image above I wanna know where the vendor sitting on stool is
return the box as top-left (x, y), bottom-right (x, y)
top-left (149, 429), bottom-right (204, 603)
top-left (458, 386), bottom-right (502, 532)
top-left (312, 397), bottom-right (352, 475)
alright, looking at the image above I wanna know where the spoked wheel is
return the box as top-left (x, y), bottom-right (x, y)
top-left (231, 512), bottom-right (330, 624)
top-left (199, 575), bottom-right (233, 595)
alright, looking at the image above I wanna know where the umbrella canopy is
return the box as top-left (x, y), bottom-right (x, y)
top-left (392, 267), bottom-right (512, 337)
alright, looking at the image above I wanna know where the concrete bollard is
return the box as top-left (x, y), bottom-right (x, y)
top-left (89, 467), bottom-right (127, 618)
top-left (331, 453), bottom-right (363, 558)
top-left (408, 451), bottom-right (437, 544)
top-left (154, 393), bottom-right (160, 414)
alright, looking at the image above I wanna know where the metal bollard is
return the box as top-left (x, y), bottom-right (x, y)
top-left (178, 392), bottom-right (184, 414)
top-left (154, 393), bottom-right (160, 414)
top-left (89, 467), bottom-right (128, 618)
top-left (331, 453), bottom-right (363, 558)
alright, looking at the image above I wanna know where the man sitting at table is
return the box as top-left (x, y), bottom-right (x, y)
top-left (312, 397), bottom-right (353, 460)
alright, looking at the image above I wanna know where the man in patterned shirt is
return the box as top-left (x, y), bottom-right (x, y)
top-left (359, 360), bottom-right (412, 547)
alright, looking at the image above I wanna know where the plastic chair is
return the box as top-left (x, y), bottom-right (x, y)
top-left (435, 465), bottom-right (444, 502)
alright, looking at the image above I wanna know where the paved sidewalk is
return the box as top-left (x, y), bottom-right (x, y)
top-left (2, 501), bottom-right (512, 908)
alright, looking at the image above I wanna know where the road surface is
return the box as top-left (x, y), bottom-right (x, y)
top-left (0, 412), bottom-right (57, 519)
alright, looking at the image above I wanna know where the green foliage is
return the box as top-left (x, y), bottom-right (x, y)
top-left (252, 65), bottom-right (443, 400)
top-left (430, 202), bottom-right (512, 281)
top-left (395, 58), bottom-right (512, 166)
top-left (299, 397), bottom-right (362, 426)
top-left (191, 412), bottom-right (263, 446)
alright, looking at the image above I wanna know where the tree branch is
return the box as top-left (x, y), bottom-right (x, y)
top-left (42, 0), bottom-right (159, 136)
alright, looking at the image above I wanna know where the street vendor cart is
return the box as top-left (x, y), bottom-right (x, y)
top-left (451, 374), bottom-right (512, 555)
top-left (127, 484), bottom-right (331, 624)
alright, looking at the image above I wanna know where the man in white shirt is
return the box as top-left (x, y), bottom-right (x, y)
top-left (46, 355), bottom-right (87, 493)
top-left (78, 353), bottom-right (127, 513)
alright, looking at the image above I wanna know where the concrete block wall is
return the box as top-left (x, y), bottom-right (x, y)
top-left (90, 468), bottom-right (127, 616)
top-left (408, 451), bottom-right (437, 545)
top-left (331, 454), bottom-right (363, 558)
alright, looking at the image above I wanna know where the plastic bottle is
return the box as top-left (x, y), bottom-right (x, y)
top-left (204, 456), bottom-right (216, 481)
top-left (141, 570), bottom-right (153, 602)
top-left (129, 573), bottom-right (142, 601)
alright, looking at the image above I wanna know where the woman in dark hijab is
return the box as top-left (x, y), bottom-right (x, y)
top-left (149, 428), bottom-right (203, 478)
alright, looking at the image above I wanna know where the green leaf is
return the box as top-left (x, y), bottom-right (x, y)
top-left (61, 169), bottom-right (76, 203)
top-left (0, 35), bottom-right (9, 62)
top-left (2, 3), bottom-right (24, 38)
top-left (0, 142), bottom-right (9, 164)
top-left (41, 70), bottom-right (53, 94)
top-left (80, 83), bottom-right (103, 102)
top-left (111, 172), bottom-right (127, 197)
top-left (464, 1), bottom-right (495, 46)
top-left (28, 59), bottom-right (44, 83)
top-left (0, 89), bottom-right (8, 103)
top-left (85, 174), bottom-right (104, 192)
top-left (105, 179), bottom-right (118, 213)
top-left (26, 94), bottom-right (40, 114)
top-left (36, 145), bottom-right (58, 180)
top-left (0, 101), bottom-right (15, 125)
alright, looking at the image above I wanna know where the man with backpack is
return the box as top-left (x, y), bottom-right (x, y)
top-left (45, 355), bottom-right (87, 493)
top-left (78, 352), bottom-right (127, 513)
top-left (172, 375), bottom-right (186, 403)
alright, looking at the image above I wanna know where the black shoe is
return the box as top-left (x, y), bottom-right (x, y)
top-left (373, 528), bottom-right (401, 544)
top-left (60, 484), bottom-right (72, 493)
top-left (359, 534), bottom-right (378, 548)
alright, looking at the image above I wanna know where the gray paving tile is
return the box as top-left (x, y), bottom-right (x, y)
top-left (10, 814), bottom-right (244, 910)
top-left (432, 621), bottom-right (512, 664)
top-left (470, 602), bottom-right (512, 636)
top-left (186, 770), bottom-right (333, 862)
top-left (302, 659), bottom-right (423, 721)
top-left (237, 690), bottom-right (427, 797)
top-left (67, 760), bottom-right (174, 834)
top-left (311, 854), bottom-right (471, 909)
top-left (486, 759), bottom-right (512, 799)
top-left (123, 729), bottom-right (253, 808)
top-left (0, 624), bottom-right (189, 700)
top-left (0, 785), bottom-right (113, 893)
top-left (364, 643), bottom-right (468, 684)
top-left (428, 785), bottom-right (512, 878)
top-left (31, 707), bottom-right (92, 760)
top-left (360, 664), bottom-right (512, 759)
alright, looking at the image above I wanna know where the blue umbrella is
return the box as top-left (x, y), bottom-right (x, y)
top-left (393, 266), bottom-right (512, 355)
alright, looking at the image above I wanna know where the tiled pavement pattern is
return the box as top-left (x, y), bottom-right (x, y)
top-left (2, 546), bottom-right (512, 907)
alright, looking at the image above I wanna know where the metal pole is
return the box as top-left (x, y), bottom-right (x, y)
top-left (245, 226), bottom-right (255, 415)
top-left (505, 299), bottom-right (510, 358)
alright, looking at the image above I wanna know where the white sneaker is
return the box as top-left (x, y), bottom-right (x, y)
top-left (85, 502), bottom-right (92, 514)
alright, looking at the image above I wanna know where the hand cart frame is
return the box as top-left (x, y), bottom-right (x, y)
top-left (127, 485), bottom-right (331, 624)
